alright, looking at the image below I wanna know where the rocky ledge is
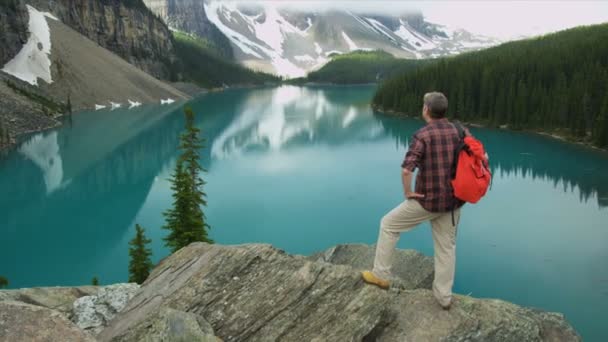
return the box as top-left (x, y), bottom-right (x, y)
top-left (0, 243), bottom-right (580, 341)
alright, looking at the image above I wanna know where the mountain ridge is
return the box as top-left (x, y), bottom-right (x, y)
top-left (142, 0), bottom-right (500, 78)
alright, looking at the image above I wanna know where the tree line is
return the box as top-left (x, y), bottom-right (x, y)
top-left (373, 23), bottom-right (608, 148)
top-left (305, 50), bottom-right (426, 84)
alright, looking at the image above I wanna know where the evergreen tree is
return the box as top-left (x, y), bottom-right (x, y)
top-left (91, 276), bottom-right (99, 286)
top-left (128, 224), bottom-right (153, 284)
top-left (0, 276), bottom-right (8, 288)
top-left (163, 107), bottom-right (213, 254)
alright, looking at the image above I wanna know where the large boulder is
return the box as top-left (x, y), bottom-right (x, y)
top-left (98, 243), bottom-right (580, 341)
top-left (0, 300), bottom-right (94, 342)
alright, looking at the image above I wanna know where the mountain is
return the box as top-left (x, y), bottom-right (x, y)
top-left (373, 23), bottom-right (608, 148)
top-left (199, 1), bottom-right (499, 77)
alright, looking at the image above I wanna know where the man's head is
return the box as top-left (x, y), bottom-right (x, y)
top-left (422, 92), bottom-right (448, 122)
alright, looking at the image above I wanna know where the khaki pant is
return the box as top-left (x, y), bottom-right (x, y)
top-left (372, 199), bottom-right (460, 307)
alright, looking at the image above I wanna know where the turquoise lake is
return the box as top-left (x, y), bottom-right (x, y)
top-left (1, 85), bottom-right (607, 340)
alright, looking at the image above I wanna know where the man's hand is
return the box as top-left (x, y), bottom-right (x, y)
top-left (406, 191), bottom-right (425, 199)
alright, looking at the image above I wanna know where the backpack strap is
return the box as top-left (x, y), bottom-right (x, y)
top-left (450, 121), bottom-right (467, 220)
top-left (450, 121), bottom-right (466, 180)
top-left (453, 121), bottom-right (466, 140)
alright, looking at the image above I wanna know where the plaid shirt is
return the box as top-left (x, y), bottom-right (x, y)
top-left (402, 118), bottom-right (465, 212)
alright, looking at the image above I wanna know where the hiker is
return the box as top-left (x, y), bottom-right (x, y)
top-left (362, 92), bottom-right (469, 310)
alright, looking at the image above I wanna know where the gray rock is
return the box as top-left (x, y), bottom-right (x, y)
top-left (99, 243), bottom-right (580, 342)
top-left (108, 307), bottom-right (219, 342)
top-left (309, 243), bottom-right (434, 289)
top-left (72, 283), bottom-right (140, 335)
top-left (0, 300), bottom-right (95, 342)
top-left (0, 285), bottom-right (99, 317)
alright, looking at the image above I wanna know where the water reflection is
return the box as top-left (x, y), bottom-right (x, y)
top-left (210, 86), bottom-right (384, 159)
top-left (19, 131), bottom-right (65, 193)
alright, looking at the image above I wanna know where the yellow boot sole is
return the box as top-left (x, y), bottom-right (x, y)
top-left (361, 270), bottom-right (390, 289)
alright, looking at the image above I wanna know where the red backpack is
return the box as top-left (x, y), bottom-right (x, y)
top-left (451, 123), bottom-right (491, 203)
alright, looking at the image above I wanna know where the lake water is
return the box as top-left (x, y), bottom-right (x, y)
top-left (1, 85), bottom-right (607, 340)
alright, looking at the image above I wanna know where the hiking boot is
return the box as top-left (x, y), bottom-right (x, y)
top-left (361, 271), bottom-right (390, 289)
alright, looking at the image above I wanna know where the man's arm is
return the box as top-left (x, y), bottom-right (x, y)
top-left (401, 134), bottom-right (425, 199)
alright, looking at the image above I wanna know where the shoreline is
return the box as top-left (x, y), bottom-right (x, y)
top-left (0, 82), bottom-right (278, 152)
top-left (371, 104), bottom-right (608, 153)
top-left (0, 115), bottom-right (64, 153)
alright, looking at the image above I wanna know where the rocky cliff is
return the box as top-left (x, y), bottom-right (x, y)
top-left (143, 0), bottom-right (234, 59)
top-left (0, 243), bottom-right (581, 341)
top-left (24, 0), bottom-right (177, 80)
top-left (0, 0), bottom-right (28, 67)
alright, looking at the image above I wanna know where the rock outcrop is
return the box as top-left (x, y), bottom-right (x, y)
top-left (0, 243), bottom-right (581, 341)
top-left (98, 243), bottom-right (581, 341)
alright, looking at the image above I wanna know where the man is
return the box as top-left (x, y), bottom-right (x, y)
top-left (362, 92), bottom-right (465, 310)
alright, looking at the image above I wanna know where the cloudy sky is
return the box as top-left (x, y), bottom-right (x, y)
top-left (227, 1), bottom-right (608, 40)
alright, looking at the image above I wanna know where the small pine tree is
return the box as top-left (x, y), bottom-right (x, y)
top-left (128, 224), bottom-right (153, 284)
top-left (91, 276), bottom-right (99, 286)
top-left (0, 276), bottom-right (9, 289)
top-left (163, 107), bottom-right (213, 253)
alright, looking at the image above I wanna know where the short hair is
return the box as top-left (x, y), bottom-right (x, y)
top-left (423, 92), bottom-right (448, 118)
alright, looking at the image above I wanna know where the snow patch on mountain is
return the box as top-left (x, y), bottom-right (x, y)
top-left (294, 55), bottom-right (315, 62)
top-left (205, 1), bottom-right (306, 77)
top-left (394, 21), bottom-right (436, 50)
top-left (2, 5), bottom-right (58, 86)
top-left (365, 18), bottom-right (397, 42)
top-left (342, 32), bottom-right (358, 51)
